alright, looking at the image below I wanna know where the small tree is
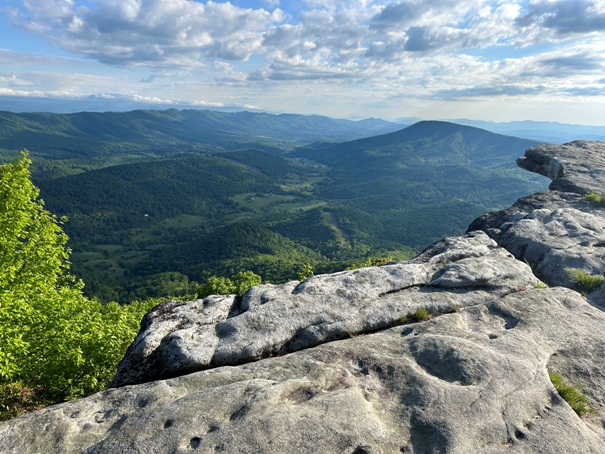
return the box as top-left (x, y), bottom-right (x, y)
top-left (232, 271), bottom-right (262, 296)
top-left (0, 152), bottom-right (152, 420)
top-left (297, 263), bottom-right (315, 281)
top-left (196, 276), bottom-right (236, 298)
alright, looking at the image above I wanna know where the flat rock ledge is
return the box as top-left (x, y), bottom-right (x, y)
top-left (2, 141), bottom-right (605, 453)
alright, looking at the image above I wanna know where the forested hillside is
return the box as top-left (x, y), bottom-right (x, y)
top-left (0, 109), bottom-right (402, 178)
top-left (38, 150), bottom-right (291, 241)
top-left (294, 121), bottom-right (548, 247)
top-left (0, 111), bottom-right (550, 301)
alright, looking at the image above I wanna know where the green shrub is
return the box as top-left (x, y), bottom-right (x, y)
top-left (0, 152), bottom-right (155, 420)
top-left (232, 271), bottom-right (262, 296)
top-left (549, 371), bottom-right (592, 416)
top-left (297, 263), bottom-right (315, 281)
top-left (566, 268), bottom-right (605, 295)
top-left (196, 271), bottom-right (262, 298)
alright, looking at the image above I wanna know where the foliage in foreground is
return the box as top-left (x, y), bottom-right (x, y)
top-left (196, 271), bottom-right (262, 299)
top-left (549, 371), bottom-right (592, 417)
top-left (0, 152), bottom-right (156, 421)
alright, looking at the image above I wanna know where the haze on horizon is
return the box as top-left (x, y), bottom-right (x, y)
top-left (1, 0), bottom-right (604, 126)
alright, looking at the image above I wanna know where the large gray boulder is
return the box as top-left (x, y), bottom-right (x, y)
top-left (1, 286), bottom-right (605, 453)
top-left (112, 231), bottom-right (539, 387)
top-left (517, 140), bottom-right (605, 194)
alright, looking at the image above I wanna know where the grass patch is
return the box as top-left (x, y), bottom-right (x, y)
top-left (584, 190), bottom-right (605, 207)
top-left (566, 268), bottom-right (605, 296)
top-left (549, 371), bottom-right (592, 417)
top-left (400, 308), bottom-right (433, 324)
top-left (444, 305), bottom-right (462, 313)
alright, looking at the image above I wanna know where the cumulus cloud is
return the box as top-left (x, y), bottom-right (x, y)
top-left (541, 53), bottom-right (603, 72)
top-left (518, 0), bottom-right (605, 35)
top-left (10, 1), bottom-right (604, 71)
top-left (5, 0), bottom-right (605, 113)
top-left (10, 0), bottom-right (284, 65)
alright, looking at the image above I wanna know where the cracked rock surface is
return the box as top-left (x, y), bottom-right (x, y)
top-left (470, 140), bottom-right (605, 306)
top-left (111, 231), bottom-right (537, 387)
top-left (2, 287), bottom-right (605, 453)
top-left (2, 140), bottom-right (605, 453)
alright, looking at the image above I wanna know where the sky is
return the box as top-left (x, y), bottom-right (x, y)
top-left (1, 0), bottom-right (604, 124)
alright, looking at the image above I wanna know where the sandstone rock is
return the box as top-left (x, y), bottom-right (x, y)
top-left (470, 140), bottom-right (605, 304)
top-left (112, 231), bottom-right (540, 387)
top-left (517, 140), bottom-right (605, 194)
top-left (2, 287), bottom-right (605, 453)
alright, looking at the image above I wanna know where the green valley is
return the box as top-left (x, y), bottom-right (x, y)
top-left (0, 110), bottom-right (550, 302)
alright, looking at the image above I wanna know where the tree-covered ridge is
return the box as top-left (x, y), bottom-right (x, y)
top-left (0, 109), bottom-right (403, 178)
top-left (37, 149), bottom-right (291, 242)
top-left (16, 119), bottom-right (549, 302)
top-left (294, 120), bottom-right (548, 247)
top-left (136, 221), bottom-right (325, 282)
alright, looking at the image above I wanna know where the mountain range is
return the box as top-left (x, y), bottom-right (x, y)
top-left (0, 109), bottom-right (550, 301)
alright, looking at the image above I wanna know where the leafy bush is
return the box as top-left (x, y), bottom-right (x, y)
top-left (566, 268), bottom-right (605, 295)
top-left (549, 371), bottom-right (592, 416)
top-left (196, 271), bottom-right (262, 298)
top-left (297, 263), bottom-right (315, 281)
top-left (0, 152), bottom-right (155, 420)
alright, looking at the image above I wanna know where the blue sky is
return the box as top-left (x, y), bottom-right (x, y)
top-left (1, 0), bottom-right (604, 124)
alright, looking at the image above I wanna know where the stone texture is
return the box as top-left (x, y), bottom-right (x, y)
top-left (112, 231), bottom-right (539, 387)
top-left (470, 140), bottom-right (605, 304)
top-left (2, 287), bottom-right (605, 453)
top-left (517, 140), bottom-right (605, 194)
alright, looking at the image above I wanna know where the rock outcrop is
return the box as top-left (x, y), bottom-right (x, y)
top-left (111, 231), bottom-right (537, 387)
top-left (470, 140), bottom-right (605, 306)
top-left (2, 140), bottom-right (605, 453)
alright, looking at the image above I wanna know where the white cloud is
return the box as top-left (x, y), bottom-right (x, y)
top-left (10, 1), bottom-right (604, 73)
top-left (0, 49), bottom-right (72, 66)
top-left (0, 69), bottom-right (125, 94)
top-left (4, 0), bottom-right (605, 122)
top-left (519, 0), bottom-right (605, 36)
top-left (11, 0), bottom-right (285, 65)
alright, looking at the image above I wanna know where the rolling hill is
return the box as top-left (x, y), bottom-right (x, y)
top-left (0, 109), bottom-right (402, 178)
top-left (19, 116), bottom-right (550, 301)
